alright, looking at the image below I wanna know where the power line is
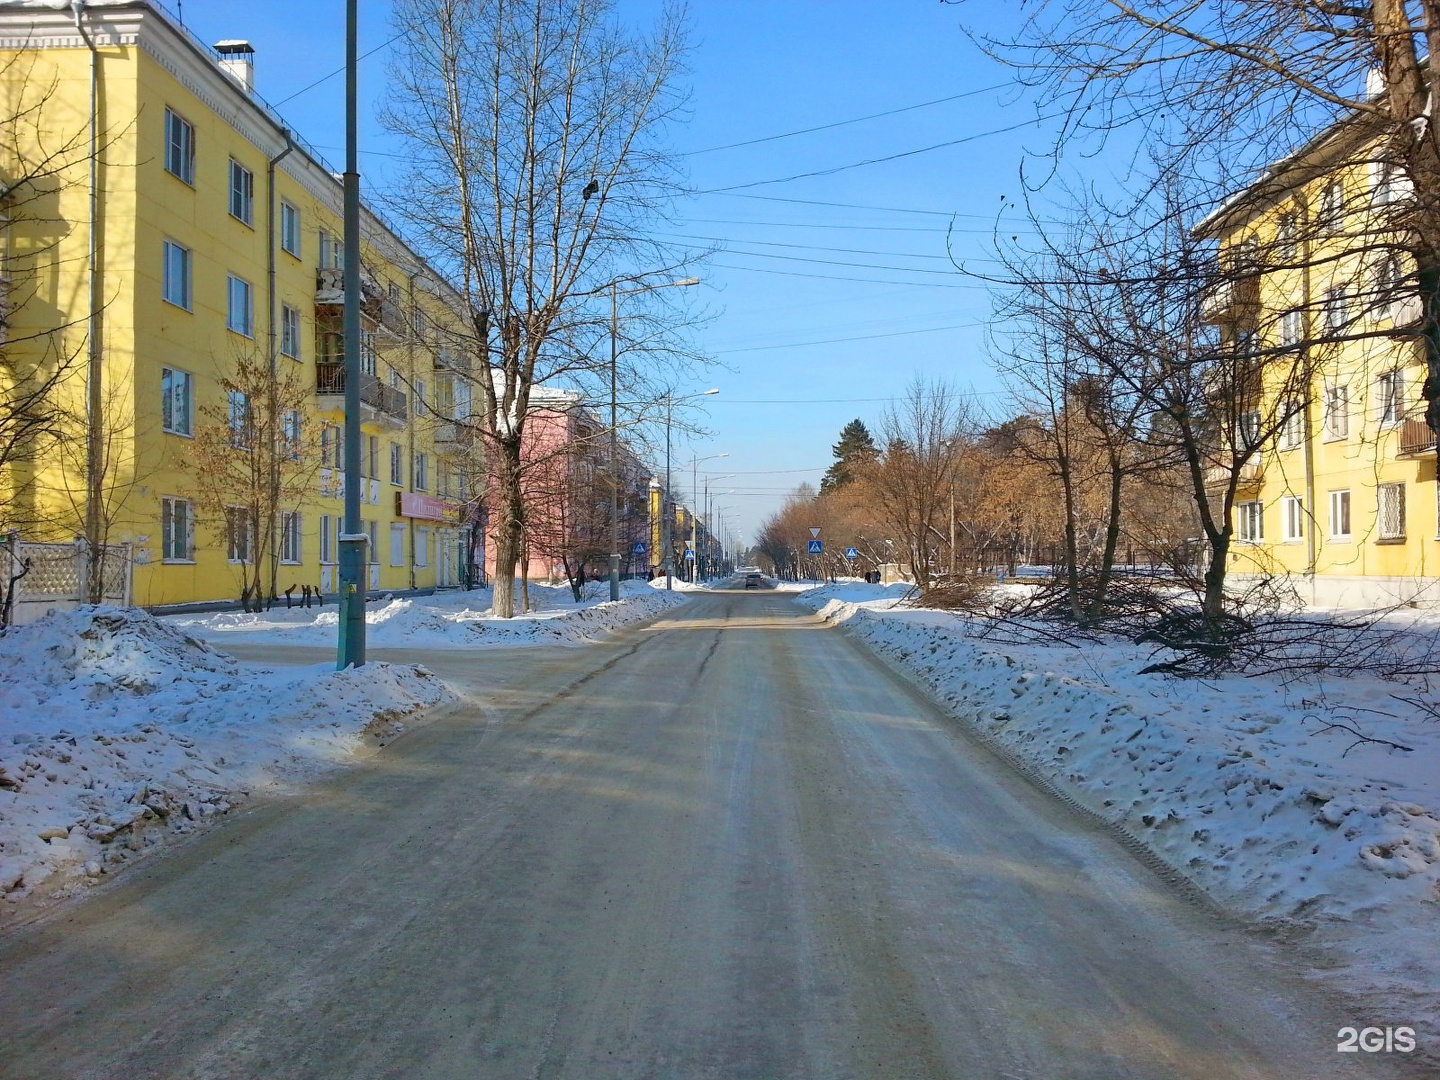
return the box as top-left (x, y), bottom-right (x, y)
top-left (708, 192), bottom-right (986, 218)
top-left (714, 321), bottom-right (984, 355)
top-left (684, 82), bottom-right (1011, 155)
top-left (273, 31), bottom-right (410, 106)
top-left (710, 261), bottom-right (982, 288)
top-left (662, 232), bottom-right (963, 262)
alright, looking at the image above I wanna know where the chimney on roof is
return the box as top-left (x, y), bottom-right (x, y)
top-left (214, 40), bottom-right (255, 94)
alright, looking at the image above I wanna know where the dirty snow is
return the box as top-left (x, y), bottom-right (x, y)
top-left (797, 581), bottom-right (1440, 1026)
top-left (166, 579), bottom-right (690, 649)
top-left (0, 606), bottom-right (455, 917)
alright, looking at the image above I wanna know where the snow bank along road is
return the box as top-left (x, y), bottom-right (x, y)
top-left (0, 591), bottom-right (1424, 1078)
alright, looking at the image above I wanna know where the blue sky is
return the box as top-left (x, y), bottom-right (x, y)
top-left (170, 0), bottom-right (1055, 545)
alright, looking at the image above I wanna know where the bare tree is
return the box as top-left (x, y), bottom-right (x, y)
top-left (384, 0), bottom-right (697, 617)
top-left (187, 352), bottom-right (320, 611)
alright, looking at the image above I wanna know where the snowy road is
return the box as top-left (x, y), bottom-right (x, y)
top-left (0, 591), bottom-right (1424, 1078)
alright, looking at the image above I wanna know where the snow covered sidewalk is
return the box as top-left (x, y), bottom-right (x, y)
top-left (798, 582), bottom-right (1440, 1023)
top-left (165, 578), bottom-right (690, 650)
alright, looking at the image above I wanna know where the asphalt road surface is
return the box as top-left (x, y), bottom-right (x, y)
top-left (0, 590), bottom-right (1425, 1079)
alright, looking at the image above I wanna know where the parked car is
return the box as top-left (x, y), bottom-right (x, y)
top-left (744, 572), bottom-right (763, 589)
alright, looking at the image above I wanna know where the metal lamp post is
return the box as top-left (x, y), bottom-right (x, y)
top-left (701, 478), bottom-right (735, 580)
top-left (661, 387), bottom-right (719, 589)
top-left (688, 453), bottom-right (728, 583)
top-left (607, 277), bottom-right (699, 601)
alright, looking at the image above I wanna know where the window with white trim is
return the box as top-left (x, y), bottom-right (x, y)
top-left (413, 451), bottom-right (429, 491)
top-left (390, 442), bottom-right (403, 485)
top-left (1322, 286), bottom-right (1347, 335)
top-left (360, 331), bottom-right (376, 375)
top-left (414, 526), bottom-right (430, 569)
top-left (367, 521), bottom-right (379, 565)
top-left (318, 229), bottom-right (343, 270)
top-left (227, 274), bottom-right (254, 336)
top-left (281, 304), bottom-right (301, 359)
top-left (280, 511), bottom-right (302, 564)
top-left (1280, 495), bottom-right (1305, 542)
top-left (164, 108), bottom-right (195, 185)
top-left (1371, 160), bottom-right (1410, 205)
top-left (281, 410), bottom-right (302, 460)
top-left (1280, 309), bottom-right (1303, 348)
top-left (366, 434), bottom-right (379, 480)
top-left (390, 523), bottom-right (406, 567)
top-left (1376, 370), bottom-right (1405, 425)
top-left (228, 159), bottom-right (254, 226)
top-left (1378, 482), bottom-right (1407, 540)
top-left (280, 200), bottom-right (301, 257)
top-left (1275, 212), bottom-right (1298, 260)
top-left (320, 424), bottom-right (340, 468)
top-left (1238, 409), bottom-right (1263, 451)
top-left (1318, 179), bottom-right (1344, 234)
top-left (1323, 382), bottom-right (1349, 440)
top-left (1237, 501), bottom-right (1264, 543)
top-left (1278, 400), bottom-right (1305, 450)
top-left (1372, 252), bottom-right (1403, 317)
top-left (161, 496), bottom-right (193, 561)
top-left (228, 390), bottom-right (253, 449)
top-left (320, 515), bottom-right (336, 564)
top-left (162, 240), bottom-right (192, 310)
top-left (226, 506), bottom-right (254, 564)
top-left (1329, 490), bottom-right (1351, 540)
top-left (161, 367), bottom-right (193, 436)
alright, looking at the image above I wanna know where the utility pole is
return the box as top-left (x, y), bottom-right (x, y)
top-left (336, 0), bottom-right (366, 669)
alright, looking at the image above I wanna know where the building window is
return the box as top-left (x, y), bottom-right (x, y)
top-left (161, 367), bottom-right (193, 436)
top-left (227, 274), bottom-right (254, 336)
top-left (320, 424), bottom-right (340, 468)
top-left (1278, 400), bottom-right (1305, 450)
top-left (390, 523), bottom-right (406, 567)
top-left (414, 451), bottom-right (429, 491)
top-left (415, 526), bottom-right (430, 568)
top-left (437, 459), bottom-right (451, 499)
top-left (388, 281), bottom-right (401, 305)
top-left (1372, 160), bottom-right (1409, 206)
top-left (1318, 179), bottom-right (1344, 233)
top-left (452, 379), bottom-right (471, 420)
top-left (228, 390), bottom-right (253, 448)
top-left (1275, 212), bottom-right (1298, 260)
top-left (1376, 370), bottom-right (1405, 425)
top-left (320, 515), bottom-right (336, 564)
top-left (1280, 309), bottom-right (1303, 348)
top-left (280, 200), bottom-right (301, 257)
top-left (1237, 501), bottom-right (1264, 543)
top-left (161, 497), bottom-right (193, 561)
top-left (390, 442), bottom-right (403, 485)
top-left (1323, 382), bottom-right (1349, 440)
top-left (162, 240), bottom-right (192, 310)
top-left (281, 304), bottom-right (301, 359)
top-left (281, 409), bottom-right (302, 460)
top-left (1322, 286), bottom-right (1348, 335)
top-left (1238, 409), bottom-right (1263, 451)
top-left (1377, 483), bottom-right (1407, 541)
top-left (1329, 490), bottom-right (1351, 540)
top-left (226, 506), bottom-right (254, 564)
top-left (367, 520), bottom-right (379, 565)
top-left (415, 377), bottom-right (427, 411)
top-left (366, 435), bottom-right (379, 480)
top-left (280, 511), bottom-right (302, 564)
top-left (228, 159), bottom-right (254, 225)
top-left (318, 229), bottom-right (343, 270)
top-left (1372, 252), bottom-right (1403, 317)
top-left (360, 331), bottom-right (377, 375)
top-left (164, 108), bottom-right (195, 185)
top-left (1280, 495), bottom-right (1305, 542)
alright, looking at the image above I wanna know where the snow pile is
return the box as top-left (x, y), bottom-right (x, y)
top-left (169, 579), bottom-right (688, 649)
top-left (798, 583), bottom-right (1440, 1009)
top-left (0, 607), bottom-right (456, 916)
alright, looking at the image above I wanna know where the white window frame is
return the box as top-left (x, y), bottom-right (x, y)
top-left (1322, 286), bottom-right (1347, 335)
top-left (227, 274), bottom-right (254, 337)
top-left (1237, 501), bottom-right (1264, 543)
top-left (1280, 495), bottom-right (1305, 543)
top-left (1280, 309), bottom-right (1303, 348)
top-left (414, 451), bottom-right (429, 492)
top-left (414, 526), bottom-right (430, 569)
top-left (161, 367), bottom-right (193, 436)
top-left (1278, 400), bottom-right (1305, 451)
top-left (1371, 159), bottom-right (1411, 206)
top-left (1376, 369), bottom-right (1405, 426)
top-left (228, 390), bottom-right (252, 449)
top-left (1378, 482), bottom-right (1407, 541)
top-left (161, 496), bottom-right (194, 562)
top-left (164, 107), bottom-right (195, 185)
top-left (280, 511), bottom-right (302, 564)
top-left (318, 229), bottom-right (343, 270)
top-left (1322, 381), bottom-right (1349, 441)
top-left (281, 409), bottom-right (302, 460)
top-left (367, 520), bottom-right (379, 566)
top-left (279, 200), bottom-right (301, 257)
top-left (390, 442), bottom-right (403, 485)
top-left (228, 158), bottom-right (254, 226)
top-left (320, 515), bottom-right (336, 564)
top-left (1328, 490), bottom-right (1351, 540)
top-left (281, 304), bottom-right (301, 359)
top-left (1237, 409), bottom-right (1263, 452)
top-left (226, 506), bottom-right (254, 564)
top-left (390, 523), bottom-right (406, 568)
top-left (1275, 212), bottom-right (1298, 260)
top-left (1319, 179), bottom-right (1344, 233)
top-left (162, 240), bottom-right (192, 310)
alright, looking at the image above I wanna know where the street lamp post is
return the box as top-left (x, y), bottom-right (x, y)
top-left (607, 276), bottom-right (699, 601)
top-left (702, 478), bottom-right (735, 580)
top-left (688, 453), bottom-right (728, 583)
top-left (660, 387), bottom-right (719, 589)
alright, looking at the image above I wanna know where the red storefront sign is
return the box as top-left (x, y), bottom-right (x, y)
top-left (396, 491), bottom-right (450, 522)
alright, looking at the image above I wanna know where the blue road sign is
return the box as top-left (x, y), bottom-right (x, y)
top-left (632, 541), bottom-right (648, 556)
top-left (807, 539), bottom-right (823, 555)
top-left (684, 549), bottom-right (696, 560)
top-left (845, 547), bottom-right (859, 559)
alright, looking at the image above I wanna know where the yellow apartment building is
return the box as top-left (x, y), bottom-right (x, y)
top-left (0, 0), bottom-right (480, 609)
top-left (1197, 114), bottom-right (1440, 608)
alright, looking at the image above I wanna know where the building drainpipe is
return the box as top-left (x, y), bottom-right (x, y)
top-left (266, 132), bottom-right (294, 603)
top-left (72, 1), bottom-right (101, 577)
top-left (1300, 207), bottom-right (1318, 603)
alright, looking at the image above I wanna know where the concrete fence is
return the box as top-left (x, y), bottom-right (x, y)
top-left (0, 535), bottom-right (133, 628)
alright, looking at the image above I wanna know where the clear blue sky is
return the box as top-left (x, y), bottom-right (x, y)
top-left (169, 0), bottom-right (1055, 546)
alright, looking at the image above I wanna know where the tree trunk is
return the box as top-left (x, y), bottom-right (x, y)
top-left (489, 440), bottom-right (525, 619)
top-left (1085, 455), bottom-right (1125, 622)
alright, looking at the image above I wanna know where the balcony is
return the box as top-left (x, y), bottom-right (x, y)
top-left (1204, 459), bottom-right (1264, 488)
top-left (1398, 418), bottom-right (1437, 457)
top-left (434, 345), bottom-right (472, 375)
top-left (315, 363), bottom-right (407, 427)
top-left (315, 267), bottom-right (385, 320)
top-left (1201, 275), bottom-right (1260, 325)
